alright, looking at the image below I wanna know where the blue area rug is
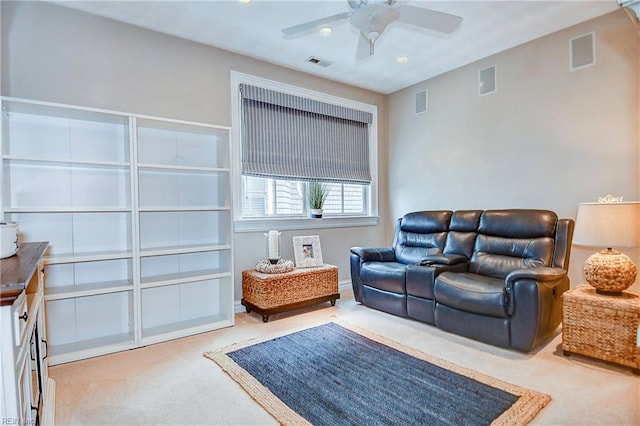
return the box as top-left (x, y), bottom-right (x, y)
top-left (205, 321), bottom-right (550, 425)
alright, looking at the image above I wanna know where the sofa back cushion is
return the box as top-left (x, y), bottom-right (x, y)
top-left (444, 210), bottom-right (482, 258)
top-left (394, 211), bottom-right (451, 264)
top-left (469, 210), bottom-right (557, 279)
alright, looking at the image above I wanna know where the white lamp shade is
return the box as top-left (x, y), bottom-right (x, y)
top-left (573, 202), bottom-right (640, 248)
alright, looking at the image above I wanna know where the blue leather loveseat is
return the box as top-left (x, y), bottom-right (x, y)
top-left (350, 209), bottom-right (574, 352)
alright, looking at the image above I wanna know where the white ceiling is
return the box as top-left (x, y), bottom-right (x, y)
top-left (52, 0), bottom-right (620, 94)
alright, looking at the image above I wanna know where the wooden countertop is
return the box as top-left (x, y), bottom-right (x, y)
top-left (0, 242), bottom-right (48, 306)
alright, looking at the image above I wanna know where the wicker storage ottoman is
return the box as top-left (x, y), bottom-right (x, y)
top-left (562, 285), bottom-right (640, 374)
top-left (241, 264), bottom-right (339, 322)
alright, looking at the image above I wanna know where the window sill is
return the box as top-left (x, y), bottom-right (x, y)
top-left (234, 216), bottom-right (379, 233)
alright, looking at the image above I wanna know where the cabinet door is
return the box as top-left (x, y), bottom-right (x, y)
top-left (29, 326), bottom-right (43, 424)
top-left (17, 348), bottom-right (34, 425)
top-left (35, 306), bottom-right (49, 391)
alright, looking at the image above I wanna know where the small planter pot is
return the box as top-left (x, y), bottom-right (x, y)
top-left (310, 209), bottom-right (323, 219)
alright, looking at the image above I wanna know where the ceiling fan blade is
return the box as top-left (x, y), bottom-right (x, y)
top-left (396, 6), bottom-right (463, 34)
top-left (356, 33), bottom-right (372, 61)
top-left (281, 12), bottom-right (351, 35)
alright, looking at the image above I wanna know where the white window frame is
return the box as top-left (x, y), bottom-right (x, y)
top-left (231, 71), bottom-right (379, 232)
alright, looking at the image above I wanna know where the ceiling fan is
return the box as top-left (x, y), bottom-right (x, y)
top-left (281, 0), bottom-right (463, 60)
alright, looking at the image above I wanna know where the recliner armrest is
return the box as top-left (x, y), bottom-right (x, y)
top-left (506, 267), bottom-right (567, 287)
top-left (419, 254), bottom-right (467, 266)
top-left (350, 247), bottom-right (396, 262)
top-left (506, 266), bottom-right (570, 351)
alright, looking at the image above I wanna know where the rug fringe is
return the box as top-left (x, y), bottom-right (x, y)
top-left (204, 349), bottom-right (311, 425)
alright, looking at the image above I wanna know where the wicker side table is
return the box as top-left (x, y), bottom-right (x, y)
top-left (562, 285), bottom-right (640, 374)
top-left (241, 264), bottom-right (340, 322)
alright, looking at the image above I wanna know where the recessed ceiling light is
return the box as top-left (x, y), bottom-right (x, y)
top-left (237, 0), bottom-right (251, 3)
top-left (397, 56), bottom-right (409, 64)
top-left (319, 26), bottom-right (333, 36)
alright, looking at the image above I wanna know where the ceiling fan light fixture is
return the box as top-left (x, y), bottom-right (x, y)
top-left (282, 0), bottom-right (463, 60)
top-left (366, 31), bottom-right (380, 55)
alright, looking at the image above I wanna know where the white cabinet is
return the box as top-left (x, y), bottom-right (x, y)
top-left (1, 98), bottom-right (234, 364)
top-left (1, 242), bottom-right (55, 425)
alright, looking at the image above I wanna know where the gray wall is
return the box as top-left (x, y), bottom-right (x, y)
top-left (388, 10), bottom-right (640, 290)
top-left (1, 1), bottom-right (390, 302)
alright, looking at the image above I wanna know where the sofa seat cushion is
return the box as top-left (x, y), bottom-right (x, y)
top-left (361, 261), bottom-right (407, 294)
top-left (434, 272), bottom-right (507, 318)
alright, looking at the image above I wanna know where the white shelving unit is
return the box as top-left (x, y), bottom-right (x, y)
top-left (1, 97), bottom-right (234, 364)
top-left (135, 117), bottom-right (233, 345)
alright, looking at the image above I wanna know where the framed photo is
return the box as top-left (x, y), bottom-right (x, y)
top-left (293, 235), bottom-right (323, 268)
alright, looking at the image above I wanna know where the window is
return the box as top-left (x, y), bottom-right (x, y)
top-left (231, 72), bottom-right (378, 230)
top-left (324, 183), bottom-right (367, 215)
top-left (242, 176), bottom-right (304, 217)
top-left (242, 176), bottom-right (366, 218)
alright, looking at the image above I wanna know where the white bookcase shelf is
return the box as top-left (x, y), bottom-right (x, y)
top-left (5, 207), bottom-right (132, 213)
top-left (3, 156), bottom-right (130, 168)
top-left (47, 332), bottom-right (135, 365)
top-left (45, 280), bottom-right (134, 300)
top-left (45, 250), bottom-right (134, 264)
top-left (1, 97), bottom-right (234, 365)
top-left (137, 163), bottom-right (230, 172)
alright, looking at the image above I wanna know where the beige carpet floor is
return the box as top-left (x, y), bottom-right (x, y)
top-left (51, 290), bottom-right (639, 425)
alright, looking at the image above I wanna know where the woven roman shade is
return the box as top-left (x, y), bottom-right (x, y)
top-left (240, 84), bottom-right (372, 184)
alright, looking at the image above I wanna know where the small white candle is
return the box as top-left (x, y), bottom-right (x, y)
top-left (268, 230), bottom-right (279, 259)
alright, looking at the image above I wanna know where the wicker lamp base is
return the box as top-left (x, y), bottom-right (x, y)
top-left (583, 249), bottom-right (638, 295)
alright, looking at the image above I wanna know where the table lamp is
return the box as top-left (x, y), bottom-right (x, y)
top-left (573, 196), bottom-right (640, 295)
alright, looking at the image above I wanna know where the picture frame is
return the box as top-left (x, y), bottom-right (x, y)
top-left (293, 235), bottom-right (323, 268)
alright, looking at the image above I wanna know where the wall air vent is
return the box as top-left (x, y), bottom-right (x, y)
top-left (478, 65), bottom-right (497, 96)
top-left (570, 32), bottom-right (595, 71)
top-left (414, 89), bottom-right (428, 115)
top-left (306, 56), bottom-right (333, 67)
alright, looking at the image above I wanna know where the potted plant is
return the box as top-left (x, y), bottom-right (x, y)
top-left (307, 181), bottom-right (328, 218)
